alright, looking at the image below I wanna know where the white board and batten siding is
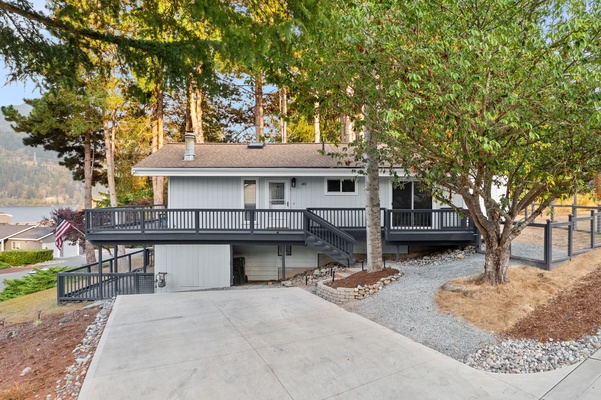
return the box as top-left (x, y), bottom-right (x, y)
top-left (154, 244), bottom-right (231, 292)
top-left (168, 176), bottom-right (392, 209)
top-left (168, 175), bottom-right (466, 210)
top-left (234, 245), bottom-right (318, 281)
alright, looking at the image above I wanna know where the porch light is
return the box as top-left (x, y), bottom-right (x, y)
top-left (291, 178), bottom-right (296, 188)
top-left (156, 272), bottom-right (168, 288)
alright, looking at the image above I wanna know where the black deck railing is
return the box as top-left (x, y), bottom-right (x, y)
top-left (307, 208), bottom-right (386, 229)
top-left (57, 248), bottom-right (154, 302)
top-left (303, 211), bottom-right (356, 259)
top-left (86, 207), bottom-right (474, 236)
top-left (387, 209), bottom-right (471, 231)
top-left (86, 208), bottom-right (305, 233)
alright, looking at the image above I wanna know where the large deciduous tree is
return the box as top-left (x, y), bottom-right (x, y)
top-left (306, 0), bottom-right (601, 283)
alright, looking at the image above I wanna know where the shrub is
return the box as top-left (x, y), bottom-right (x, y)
top-left (0, 261), bottom-right (10, 270)
top-left (0, 249), bottom-right (53, 266)
top-left (0, 267), bottom-right (68, 301)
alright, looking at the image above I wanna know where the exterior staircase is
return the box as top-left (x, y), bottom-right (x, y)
top-left (303, 211), bottom-right (355, 266)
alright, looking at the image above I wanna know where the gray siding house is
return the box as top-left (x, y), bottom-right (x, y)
top-left (85, 140), bottom-right (475, 293)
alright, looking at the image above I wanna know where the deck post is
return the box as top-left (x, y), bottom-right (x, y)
top-left (544, 220), bottom-right (552, 270)
top-left (591, 210), bottom-right (596, 250)
top-left (281, 244), bottom-right (286, 280)
top-left (568, 214), bottom-right (574, 259)
top-left (143, 245), bottom-right (148, 273)
top-left (98, 246), bottom-right (104, 300)
top-left (114, 245), bottom-right (118, 273)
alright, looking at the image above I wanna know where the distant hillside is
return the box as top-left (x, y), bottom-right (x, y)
top-left (0, 105), bottom-right (85, 206)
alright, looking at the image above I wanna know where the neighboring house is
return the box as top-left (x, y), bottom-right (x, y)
top-left (0, 224), bottom-right (37, 252)
top-left (85, 139), bottom-right (477, 293)
top-left (6, 226), bottom-right (80, 258)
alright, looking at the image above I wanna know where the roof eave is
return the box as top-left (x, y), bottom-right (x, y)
top-left (132, 167), bottom-right (406, 177)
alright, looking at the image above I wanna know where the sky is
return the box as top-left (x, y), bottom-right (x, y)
top-left (0, 69), bottom-right (40, 107)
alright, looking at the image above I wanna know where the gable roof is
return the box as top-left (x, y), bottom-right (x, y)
top-left (10, 227), bottom-right (55, 241)
top-left (132, 143), bottom-right (382, 177)
top-left (0, 224), bottom-right (37, 240)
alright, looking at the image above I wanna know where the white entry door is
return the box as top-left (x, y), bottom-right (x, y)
top-left (267, 180), bottom-right (289, 229)
top-left (268, 181), bottom-right (289, 209)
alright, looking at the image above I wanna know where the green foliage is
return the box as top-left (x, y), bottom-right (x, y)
top-left (0, 261), bottom-right (10, 270)
top-left (2, 85), bottom-right (107, 185)
top-left (0, 267), bottom-right (68, 301)
top-left (0, 249), bottom-right (53, 266)
top-left (299, 0), bottom-right (601, 282)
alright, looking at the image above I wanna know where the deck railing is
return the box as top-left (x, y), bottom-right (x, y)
top-left (307, 208), bottom-right (386, 229)
top-left (86, 207), bottom-right (474, 236)
top-left (303, 211), bottom-right (356, 258)
top-left (387, 209), bottom-right (471, 231)
top-left (57, 248), bottom-right (154, 302)
top-left (86, 208), bottom-right (305, 233)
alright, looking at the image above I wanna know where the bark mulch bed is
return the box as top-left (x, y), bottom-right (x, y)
top-left (504, 266), bottom-right (601, 342)
top-left (0, 307), bottom-right (100, 400)
top-left (327, 268), bottom-right (399, 289)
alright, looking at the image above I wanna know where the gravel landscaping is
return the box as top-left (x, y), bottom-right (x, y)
top-left (343, 247), bottom-right (502, 360)
top-left (342, 245), bottom-right (601, 374)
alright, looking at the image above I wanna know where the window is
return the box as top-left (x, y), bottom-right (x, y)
top-left (243, 179), bottom-right (257, 222)
top-left (325, 179), bottom-right (357, 195)
top-left (243, 180), bottom-right (257, 210)
top-left (277, 245), bottom-right (292, 256)
top-left (11, 241), bottom-right (20, 250)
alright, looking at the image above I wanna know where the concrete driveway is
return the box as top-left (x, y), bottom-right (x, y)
top-left (79, 288), bottom-right (600, 400)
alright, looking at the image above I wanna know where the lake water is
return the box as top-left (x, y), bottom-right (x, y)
top-left (0, 206), bottom-right (80, 223)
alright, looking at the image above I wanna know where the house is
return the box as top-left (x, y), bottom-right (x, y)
top-left (84, 138), bottom-right (476, 293)
top-left (6, 226), bottom-right (81, 258)
top-left (0, 223), bottom-right (37, 252)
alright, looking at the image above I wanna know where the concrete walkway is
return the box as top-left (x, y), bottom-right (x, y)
top-left (79, 288), bottom-right (601, 400)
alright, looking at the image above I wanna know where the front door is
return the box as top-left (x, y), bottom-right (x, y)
top-left (392, 181), bottom-right (432, 227)
top-left (267, 180), bottom-right (289, 228)
top-left (269, 181), bottom-right (289, 209)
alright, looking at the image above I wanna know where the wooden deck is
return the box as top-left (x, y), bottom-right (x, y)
top-left (85, 207), bottom-right (476, 246)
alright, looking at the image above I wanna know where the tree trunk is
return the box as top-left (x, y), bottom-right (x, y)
top-left (364, 120), bottom-right (384, 272)
top-left (314, 102), bottom-right (321, 143)
top-left (103, 120), bottom-right (117, 206)
top-left (152, 86), bottom-right (165, 205)
top-left (279, 87), bottom-right (287, 143)
top-left (83, 131), bottom-right (96, 264)
top-left (103, 118), bottom-right (127, 269)
top-left (255, 74), bottom-right (264, 141)
top-left (187, 71), bottom-right (204, 143)
top-left (340, 113), bottom-right (351, 143)
top-left (481, 236), bottom-right (511, 285)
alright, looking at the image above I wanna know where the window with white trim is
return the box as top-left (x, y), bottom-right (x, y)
top-left (325, 178), bottom-right (357, 195)
top-left (11, 241), bottom-right (21, 250)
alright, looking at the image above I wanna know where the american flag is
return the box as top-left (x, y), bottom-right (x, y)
top-left (54, 217), bottom-right (73, 251)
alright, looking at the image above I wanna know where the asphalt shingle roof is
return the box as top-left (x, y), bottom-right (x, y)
top-left (11, 227), bottom-right (55, 240)
top-left (0, 225), bottom-right (36, 239)
top-left (133, 143), bottom-right (360, 170)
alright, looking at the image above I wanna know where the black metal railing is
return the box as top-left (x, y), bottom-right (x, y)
top-left (57, 248), bottom-right (154, 302)
top-left (307, 208), bottom-right (386, 229)
top-left (86, 208), bottom-right (305, 234)
top-left (476, 211), bottom-right (601, 270)
top-left (303, 211), bottom-right (356, 259)
top-left (387, 209), bottom-right (471, 231)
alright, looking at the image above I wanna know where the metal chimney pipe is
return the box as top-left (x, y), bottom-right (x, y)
top-left (184, 132), bottom-right (195, 161)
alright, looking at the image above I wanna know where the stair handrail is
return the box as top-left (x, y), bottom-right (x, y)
top-left (303, 210), bottom-right (356, 260)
